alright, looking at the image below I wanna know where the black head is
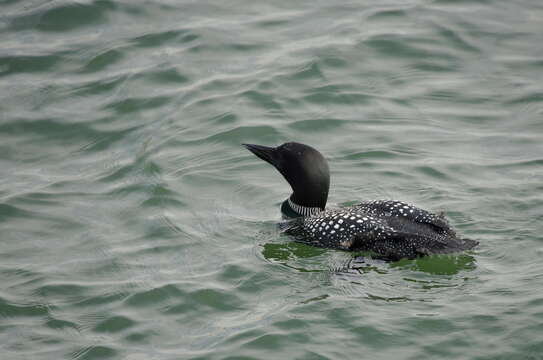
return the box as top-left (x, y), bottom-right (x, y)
top-left (243, 142), bottom-right (330, 210)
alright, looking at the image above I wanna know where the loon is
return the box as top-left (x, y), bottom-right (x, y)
top-left (244, 142), bottom-right (478, 261)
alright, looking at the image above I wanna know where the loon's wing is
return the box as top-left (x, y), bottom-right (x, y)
top-left (350, 229), bottom-right (477, 261)
top-left (354, 200), bottom-right (455, 236)
top-left (281, 210), bottom-right (397, 251)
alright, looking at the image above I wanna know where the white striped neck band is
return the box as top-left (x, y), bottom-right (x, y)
top-left (288, 197), bottom-right (323, 217)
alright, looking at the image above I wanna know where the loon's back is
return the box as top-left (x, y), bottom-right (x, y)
top-left (282, 200), bottom-right (477, 261)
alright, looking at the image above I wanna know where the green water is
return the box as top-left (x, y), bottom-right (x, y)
top-left (1, 1), bottom-right (543, 359)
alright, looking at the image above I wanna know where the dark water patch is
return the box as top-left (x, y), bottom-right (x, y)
top-left (223, 329), bottom-right (266, 349)
top-left (103, 95), bottom-right (173, 114)
top-left (440, 113), bottom-right (505, 126)
top-left (0, 203), bottom-right (33, 223)
top-left (45, 318), bottom-right (79, 330)
top-left (352, 324), bottom-right (410, 349)
top-left (35, 283), bottom-right (87, 298)
top-left (245, 333), bottom-right (309, 350)
top-left (98, 163), bottom-right (137, 184)
top-left (208, 112), bottom-right (238, 125)
top-left (287, 118), bottom-right (349, 132)
top-left (241, 90), bottom-right (283, 111)
top-left (138, 67), bottom-right (190, 84)
top-left (501, 57), bottom-right (543, 72)
top-left (0, 54), bottom-right (60, 77)
top-left (0, 297), bottom-right (50, 318)
top-left (124, 330), bottom-right (155, 343)
top-left (303, 91), bottom-right (372, 105)
top-left (422, 89), bottom-right (494, 104)
top-left (0, 267), bottom-right (42, 281)
top-left (195, 125), bottom-right (280, 145)
top-left (0, 204), bottom-right (83, 233)
top-left (364, 34), bottom-right (454, 61)
top-left (124, 284), bottom-right (184, 307)
top-left (80, 48), bottom-right (124, 73)
top-left (140, 159), bottom-right (162, 177)
top-left (291, 61), bottom-right (325, 80)
top-left (256, 80), bottom-right (277, 91)
top-left (384, 64), bottom-right (433, 87)
top-left (93, 315), bottom-right (136, 333)
top-left (141, 192), bottom-right (185, 209)
top-left (435, 24), bottom-right (481, 53)
top-left (159, 286), bottom-right (246, 315)
top-left (307, 84), bottom-right (355, 93)
top-left (197, 78), bottom-right (241, 94)
top-left (103, 156), bottom-right (154, 186)
top-left (410, 316), bottom-right (459, 334)
top-left (182, 93), bottom-right (234, 111)
top-left (190, 288), bottom-right (244, 312)
top-left (341, 149), bottom-right (406, 161)
top-left (42, 0), bottom-right (113, 32)
top-left (188, 41), bottom-right (267, 54)
top-left (131, 243), bottom-right (191, 257)
top-left (71, 74), bottom-right (128, 96)
top-left (320, 55), bottom-right (348, 68)
top-left (9, 0), bottom-right (115, 32)
top-left (464, 314), bottom-right (504, 334)
top-left (0, 117), bottom-right (135, 150)
top-left (141, 218), bottom-right (186, 241)
top-left (131, 29), bottom-right (199, 48)
top-left (505, 92), bottom-right (543, 105)
top-left (163, 300), bottom-right (198, 315)
top-left (105, 183), bottom-right (150, 198)
top-left (73, 292), bottom-right (128, 308)
top-left (1, 0), bottom-right (19, 6)
top-left (72, 345), bottom-right (118, 360)
top-left (365, 293), bottom-right (411, 302)
top-left (525, 297), bottom-right (543, 310)
top-left (91, 114), bottom-right (143, 132)
top-left (367, 8), bottom-right (408, 20)
top-left (217, 264), bottom-right (251, 283)
top-left (376, 169), bottom-right (418, 180)
top-left (234, 271), bottom-right (279, 294)
top-left (434, 0), bottom-right (492, 4)
top-left (9, 191), bottom-right (75, 208)
top-left (420, 336), bottom-right (473, 358)
top-left (227, 42), bottom-right (267, 52)
top-left (412, 62), bottom-right (457, 73)
top-left (272, 318), bottom-right (307, 331)
top-left (1, 266), bottom-right (47, 291)
top-left (255, 18), bottom-right (292, 28)
top-left (485, 158), bottom-right (543, 169)
top-left (414, 165), bottom-right (450, 180)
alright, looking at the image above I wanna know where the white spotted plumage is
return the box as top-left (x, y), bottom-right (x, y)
top-left (282, 199), bottom-right (464, 259)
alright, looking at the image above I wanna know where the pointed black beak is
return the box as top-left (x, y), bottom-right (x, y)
top-left (243, 143), bottom-right (278, 167)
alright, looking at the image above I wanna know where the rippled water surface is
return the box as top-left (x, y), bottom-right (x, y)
top-left (2, 1), bottom-right (543, 359)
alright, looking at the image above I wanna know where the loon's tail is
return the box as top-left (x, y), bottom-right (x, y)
top-left (458, 237), bottom-right (479, 250)
top-left (415, 236), bottom-right (478, 257)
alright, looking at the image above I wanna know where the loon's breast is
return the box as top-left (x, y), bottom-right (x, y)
top-left (282, 200), bottom-right (477, 261)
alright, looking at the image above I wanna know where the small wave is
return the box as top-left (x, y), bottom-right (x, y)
top-left (9, 0), bottom-right (115, 33)
top-left (130, 29), bottom-right (199, 48)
